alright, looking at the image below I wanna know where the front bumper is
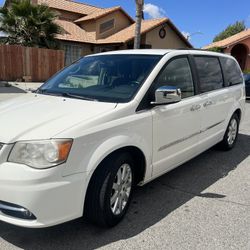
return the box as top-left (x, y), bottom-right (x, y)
top-left (0, 160), bottom-right (87, 228)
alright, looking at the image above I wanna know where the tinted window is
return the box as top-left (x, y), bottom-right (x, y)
top-left (155, 57), bottom-right (195, 98)
top-left (221, 57), bottom-right (243, 86)
top-left (38, 55), bottom-right (161, 103)
top-left (194, 56), bottom-right (223, 93)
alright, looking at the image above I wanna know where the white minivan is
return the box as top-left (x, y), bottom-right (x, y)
top-left (0, 49), bottom-right (245, 228)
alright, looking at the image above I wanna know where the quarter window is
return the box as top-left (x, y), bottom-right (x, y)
top-left (194, 56), bottom-right (223, 93)
top-left (220, 57), bottom-right (243, 86)
top-left (154, 57), bottom-right (195, 98)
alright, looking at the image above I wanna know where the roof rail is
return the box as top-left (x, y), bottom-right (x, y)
top-left (177, 48), bottom-right (209, 51)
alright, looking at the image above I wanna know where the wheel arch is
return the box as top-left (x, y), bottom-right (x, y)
top-left (234, 108), bottom-right (242, 121)
top-left (87, 145), bottom-right (147, 187)
top-left (225, 104), bottom-right (243, 128)
top-left (83, 145), bottom-right (147, 217)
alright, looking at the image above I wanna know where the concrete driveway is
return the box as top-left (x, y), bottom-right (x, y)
top-left (0, 89), bottom-right (249, 250)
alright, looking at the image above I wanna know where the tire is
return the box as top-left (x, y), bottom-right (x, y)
top-left (84, 152), bottom-right (135, 227)
top-left (219, 113), bottom-right (239, 150)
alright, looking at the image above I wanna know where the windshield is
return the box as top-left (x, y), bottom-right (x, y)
top-left (38, 54), bottom-right (162, 103)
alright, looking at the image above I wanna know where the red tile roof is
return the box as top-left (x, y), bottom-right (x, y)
top-left (56, 17), bottom-right (192, 48)
top-left (97, 18), bottom-right (169, 44)
top-left (204, 29), bottom-right (250, 49)
top-left (32, 1), bottom-right (191, 48)
top-left (38, 0), bottom-right (102, 15)
top-left (55, 19), bottom-right (96, 43)
top-left (75, 6), bottom-right (120, 22)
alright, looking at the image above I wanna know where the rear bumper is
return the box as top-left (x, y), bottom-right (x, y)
top-left (0, 162), bottom-right (87, 228)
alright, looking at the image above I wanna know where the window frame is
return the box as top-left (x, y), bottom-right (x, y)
top-left (219, 57), bottom-right (243, 87)
top-left (99, 19), bottom-right (115, 34)
top-left (136, 55), bottom-right (198, 111)
top-left (153, 55), bottom-right (197, 99)
top-left (191, 55), bottom-right (225, 94)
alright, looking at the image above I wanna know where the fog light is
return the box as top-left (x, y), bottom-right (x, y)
top-left (0, 201), bottom-right (36, 220)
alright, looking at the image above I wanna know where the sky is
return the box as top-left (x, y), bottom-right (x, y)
top-left (0, 0), bottom-right (250, 48)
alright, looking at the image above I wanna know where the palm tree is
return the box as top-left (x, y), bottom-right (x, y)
top-left (134, 0), bottom-right (144, 49)
top-left (0, 0), bottom-right (61, 49)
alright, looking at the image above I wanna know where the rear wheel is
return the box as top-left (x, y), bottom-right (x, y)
top-left (84, 152), bottom-right (134, 227)
top-left (219, 113), bottom-right (239, 150)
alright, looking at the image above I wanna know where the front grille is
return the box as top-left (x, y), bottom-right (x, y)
top-left (0, 143), bottom-right (3, 151)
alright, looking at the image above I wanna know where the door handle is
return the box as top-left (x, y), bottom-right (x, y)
top-left (190, 104), bottom-right (201, 111)
top-left (203, 100), bottom-right (213, 107)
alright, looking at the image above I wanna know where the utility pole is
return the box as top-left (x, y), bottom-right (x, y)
top-left (134, 0), bottom-right (144, 49)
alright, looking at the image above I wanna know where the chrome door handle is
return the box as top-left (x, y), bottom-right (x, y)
top-left (190, 104), bottom-right (201, 111)
top-left (203, 100), bottom-right (213, 107)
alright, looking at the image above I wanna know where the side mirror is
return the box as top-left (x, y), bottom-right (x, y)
top-left (151, 86), bottom-right (181, 105)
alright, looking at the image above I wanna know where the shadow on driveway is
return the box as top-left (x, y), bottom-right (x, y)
top-left (0, 133), bottom-right (250, 250)
top-left (0, 86), bottom-right (26, 94)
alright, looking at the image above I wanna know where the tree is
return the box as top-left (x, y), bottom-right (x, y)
top-left (213, 21), bottom-right (246, 42)
top-left (134, 0), bottom-right (144, 49)
top-left (0, 0), bottom-right (61, 49)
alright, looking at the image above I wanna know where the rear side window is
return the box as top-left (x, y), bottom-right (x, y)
top-left (194, 56), bottom-right (223, 93)
top-left (220, 57), bottom-right (243, 86)
top-left (154, 57), bottom-right (195, 98)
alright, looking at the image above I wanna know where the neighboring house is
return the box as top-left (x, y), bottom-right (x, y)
top-left (204, 29), bottom-right (250, 71)
top-left (4, 0), bottom-right (192, 65)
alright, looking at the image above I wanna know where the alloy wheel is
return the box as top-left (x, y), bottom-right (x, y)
top-left (110, 163), bottom-right (132, 215)
top-left (227, 118), bottom-right (238, 145)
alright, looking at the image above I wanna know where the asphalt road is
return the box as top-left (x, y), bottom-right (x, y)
top-left (0, 90), bottom-right (249, 250)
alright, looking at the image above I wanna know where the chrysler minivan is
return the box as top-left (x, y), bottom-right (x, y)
top-left (0, 49), bottom-right (245, 228)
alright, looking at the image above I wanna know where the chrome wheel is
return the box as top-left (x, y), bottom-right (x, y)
top-left (110, 163), bottom-right (132, 215)
top-left (227, 118), bottom-right (238, 145)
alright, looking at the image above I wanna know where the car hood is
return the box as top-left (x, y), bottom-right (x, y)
top-left (0, 93), bottom-right (117, 143)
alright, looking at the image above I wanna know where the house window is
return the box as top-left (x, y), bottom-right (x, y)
top-left (99, 19), bottom-right (115, 34)
top-left (64, 45), bottom-right (82, 66)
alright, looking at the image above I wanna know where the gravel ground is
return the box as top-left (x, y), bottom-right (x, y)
top-left (0, 88), bottom-right (249, 250)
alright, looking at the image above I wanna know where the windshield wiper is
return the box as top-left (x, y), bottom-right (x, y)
top-left (36, 89), bottom-right (97, 101)
top-left (61, 92), bottom-right (98, 102)
top-left (36, 89), bottom-right (61, 96)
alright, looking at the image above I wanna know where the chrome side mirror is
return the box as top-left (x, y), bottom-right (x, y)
top-left (151, 86), bottom-right (181, 105)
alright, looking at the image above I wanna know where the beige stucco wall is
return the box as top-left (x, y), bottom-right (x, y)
top-left (81, 10), bottom-right (132, 40)
top-left (145, 23), bottom-right (188, 49)
top-left (80, 21), bottom-right (96, 33)
top-left (96, 11), bottom-right (132, 39)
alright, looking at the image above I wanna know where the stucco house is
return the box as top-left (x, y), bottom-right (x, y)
top-left (5, 0), bottom-right (192, 65)
top-left (204, 29), bottom-right (250, 71)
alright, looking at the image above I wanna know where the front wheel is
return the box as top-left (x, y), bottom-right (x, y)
top-left (84, 152), bottom-right (134, 227)
top-left (219, 113), bottom-right (239, 150)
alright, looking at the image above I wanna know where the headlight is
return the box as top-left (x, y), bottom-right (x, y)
top-left (8, 139), bottom-right (73, 169)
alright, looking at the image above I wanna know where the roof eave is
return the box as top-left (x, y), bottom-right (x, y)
top-left (124, 18), bottom-right (193, 48)
top-left (204, 31), bottom-right (250, 50)
top-left (74, 7), bottom-right (134, 24)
